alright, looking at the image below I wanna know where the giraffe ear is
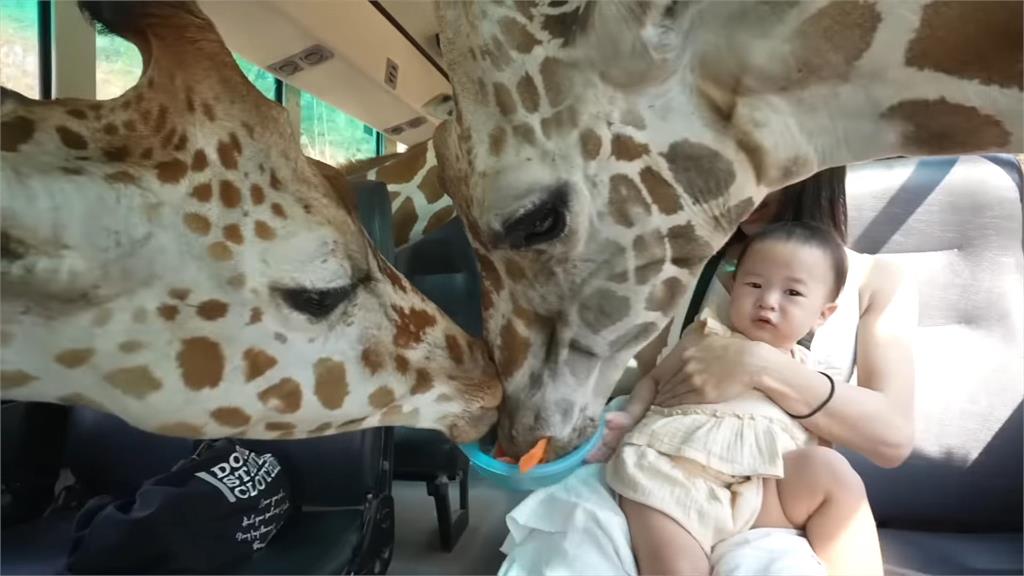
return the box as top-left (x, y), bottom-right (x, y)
top-left (422, 93), bottom-right (455, 121)
top-left (584, 1), bottom-right (685, 90)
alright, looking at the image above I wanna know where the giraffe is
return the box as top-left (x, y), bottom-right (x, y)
top-left (0, 1), bottom-right (502, 442)
top-left (430, 0), bottom-right (1023, 456)
top-left (340, 139), bottom-right (456, 250)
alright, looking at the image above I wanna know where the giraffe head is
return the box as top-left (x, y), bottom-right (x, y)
top-left (433, 0), bottom-right (1022, 456)
top-left (0, 1), bottom-right (501, 441)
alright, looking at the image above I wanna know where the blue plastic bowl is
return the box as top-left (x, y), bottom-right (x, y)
top-left (459, 398), bottom-right (625, 491)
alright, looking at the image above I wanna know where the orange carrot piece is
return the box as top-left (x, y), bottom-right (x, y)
top-left (518, 437), bottom-right (550, 474)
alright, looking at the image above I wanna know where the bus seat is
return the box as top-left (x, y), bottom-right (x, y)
top-left (842, 154), bottom-right (1023, 575)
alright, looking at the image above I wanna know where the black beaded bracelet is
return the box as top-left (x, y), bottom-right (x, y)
top-left (785, 371), bottom-right (836, 420)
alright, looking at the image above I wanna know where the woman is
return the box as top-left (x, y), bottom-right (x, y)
top-left (500, 167), bottom-right (917, 575)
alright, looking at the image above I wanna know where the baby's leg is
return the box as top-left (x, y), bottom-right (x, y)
top-left (753, 446), bottom-right (883, 575)
top-left (620, 497), bottom-right (710, 576)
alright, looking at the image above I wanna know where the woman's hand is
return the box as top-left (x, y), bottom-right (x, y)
top-left (585, 411), bottom-right (637, 463)
top-left (652, 326), bottom-right (777, 407)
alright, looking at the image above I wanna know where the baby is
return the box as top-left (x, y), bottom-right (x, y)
top-left (605, 221), bottom-right (880, 575)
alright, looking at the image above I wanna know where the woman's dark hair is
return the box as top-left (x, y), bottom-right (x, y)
top-left (726, 166), bottom-right (849, 249)
top-left (773, 166), bottom-right (848, 243)
top-left (735, 221), bottom-right (849, 300)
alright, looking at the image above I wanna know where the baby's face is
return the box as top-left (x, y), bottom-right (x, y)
top-left (729, 240), bottom-right (838, 350)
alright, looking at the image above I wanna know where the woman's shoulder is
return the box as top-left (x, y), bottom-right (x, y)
top-left (850, 249), bottom-right (916, 316)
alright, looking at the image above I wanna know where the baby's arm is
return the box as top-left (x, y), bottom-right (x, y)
top-left (586, 372), bottom-right (657, 463)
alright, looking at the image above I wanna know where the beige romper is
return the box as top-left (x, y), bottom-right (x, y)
top-left (605, 310), bottom-right (817, 555)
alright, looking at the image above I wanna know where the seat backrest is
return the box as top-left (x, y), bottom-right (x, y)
top-left (842, 155), bottom-right (1023, 532)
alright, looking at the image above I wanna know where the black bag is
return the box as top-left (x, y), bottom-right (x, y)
top-left (65, 439), bottom-right (293, 574)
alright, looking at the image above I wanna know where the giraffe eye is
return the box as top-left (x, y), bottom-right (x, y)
top-left (504, 184), bottom-right (569, 249)
top-left (277, 285), bottom-right (356, 320)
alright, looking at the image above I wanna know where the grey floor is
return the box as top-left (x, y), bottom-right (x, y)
top-left (389, 470), bottom-right (528, 575)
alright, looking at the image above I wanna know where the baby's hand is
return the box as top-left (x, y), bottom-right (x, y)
top-left (585, 411), bottom-right (637, 463)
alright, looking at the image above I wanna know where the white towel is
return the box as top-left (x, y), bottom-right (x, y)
top-left (499, 463), bottom-right (825, 576)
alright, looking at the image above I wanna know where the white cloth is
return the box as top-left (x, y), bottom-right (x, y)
top-left (498, 464), bottom-right (825, 576)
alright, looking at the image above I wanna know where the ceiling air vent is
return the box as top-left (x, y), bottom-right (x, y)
top-left (267, 44), bottom-right (335, 78)
top-left (384, 115), bottom-right (428, 137)
top-left (384, 58), bottom-right (400, 90)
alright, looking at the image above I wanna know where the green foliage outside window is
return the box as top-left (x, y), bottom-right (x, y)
top-left (96, 28), bottom-right (142, 99)
top-left (1, 0), bottom-right (40, 98)
top-left (300, 91), bottom-right (377, 166)
top-left (234, 55), bottom-right (276, 102)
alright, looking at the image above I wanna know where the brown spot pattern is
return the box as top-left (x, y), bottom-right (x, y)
top-left (489, 126), bottom-right (508, 157)
top-left (906, 2), bottom-right (1021, 90)
top-left (580, 129), bottom-right (602, 160)
top-left (639, 166), bottom-right (683, 215)
top-left (608, 174), bottom-right (651, 228)
top-left (498, 17), bottom-right (541, 53)
top-left (259, 378), bottom-right (303, 414)
top-left (308, 422), bottom-right (333, 435)
top-left (516, 73), bottom-right (541, 114)
top-left (369, 386), bottom-right (396, 409)
top-left (645, 276), bottom-right (686, 313)
top-left (377, 143), bottom-right (428, 184)
top-left (269, 169), bottom-right (282, 191)
top-left (66, 108), bottom-right (88, 120)
top-left (217, 138), bottom-right (238, 170)
top-left (119, 340), bottom-right (145, 354)
top-left (394, 354), bottom-right (410, 375)
top-left (212, 407), bottom-right (251, 428)
top-left (201, 102), bottom-right (216, 122)
top-left (102, 145), bottom-right (130, 162)
top-left (512, 123), bottom-right (537, 145)
top-left (498, 320), bottom-right (530, 379)
top-left (248, 306), bottom-right (263, 325)
top-left (191, 149), bottom-right (208, 172)
top-left (219, 180), bottom-right (242, 208)
top-left (104, 365), bottom-right (163, 399)
top-left (250, 184), bottom-right (266, 205)
top-left (789, 1), bottom-right (881, 87)
top-left (667, 222), bottom-right (716, 270)
top-left (611, 133), bottom-right (650, 161)
top-left (222, 224), bottom-right (244, 245)
top-left (379, 405), bottom-right (420, 427)
top-left (244, 347), bottom-right (278, 382)
top-left (183, 213), bottom-right (211, 236)
top-left (178, 337), bottom-right (225, 390)
top-left (1, 370), bottom-right (37, 390)
top-left (661, 140), bottom-right (736, 206)
top-left (207, 242), bottom-right (233, 261)
top-left (155, 158), bottom-right (189, 184)
top-left (361, 346), bottom-right (386, 375)
top-left (493, 82), bottom-right (518, 117)
top-left (412, 369), bottom-right (434, 395)
top-left (633, 230), bottom-right (667, 284)
top-left (314, 358), bottom-right (349, 410)
top-left (445, 334), bottom-right (465, 365)
top-left (56, 126), bottom-right (88, 150)
top-left (540, 58), bottom-right (570, 108)
top-left (191, 182), bottom-right (213, 202)
top-left (102, 122), bottom-right (119, 136)
top-left (1, 115), bottom-right (35, 152)
top-left (578, 288), bottom-right (631, 333)
top-left (254, 220), bottom-right (276, 241)
top-left (271, 202), bottom-right (288, 219)
top-left (882, 98), bottom-right (1012, 154)
top-left (197, 299), bottom-right (229, 320)
top-left (392, 306), bottom-right (438, 349)
top-left (540, 105), bottom-right (578, 140)
top-left (92, 307), bottom-right (114, 327)
top-left (55, 348), bottom-right (95, 369)
top-left (158, 304), bottom-right (180, 321)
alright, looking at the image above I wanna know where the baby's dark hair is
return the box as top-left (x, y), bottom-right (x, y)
top-left (735, 221), bottom-right (848, 300)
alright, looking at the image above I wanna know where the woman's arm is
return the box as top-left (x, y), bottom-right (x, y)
top-left (757, 259), bottom-right (917, 467)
